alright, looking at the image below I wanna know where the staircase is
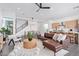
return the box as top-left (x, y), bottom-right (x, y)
top-left (16, 21), bottom-right (28, 33)
top-left (15, 18), bottom-right (38, 36)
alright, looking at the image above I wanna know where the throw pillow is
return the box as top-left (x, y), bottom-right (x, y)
top-left (57, 34), bottom-right (63, 42)
top-left (57, 34), bottom-right (67, 42)
top-left (60, 34), bottom-right (67, 41)
top-left (53, 34), bottom-right (59, 41)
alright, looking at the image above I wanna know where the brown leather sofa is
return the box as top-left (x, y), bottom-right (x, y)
top-left (37, 34), bottom-right (48, 41)
top-left (37, 32), bottom-right (77, 49)
top-left (37, 32), bottom-right (77, 56)
top-left (44, 32), bottom-right (70, 48)
top-left (44, 33), bottom-right (55, 39)
top-left (37, 33), bottom-right (63, 56)
top-left (43, 39), bottom-right (63, 56)
top-left (37, 32), bottom-right (70, 48)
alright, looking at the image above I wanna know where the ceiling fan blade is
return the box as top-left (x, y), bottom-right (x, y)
top-left (35, 3), bottom-right (50, 12)
top-left (41, 7), bottom-right (50, 9)
top-left (35, 3), bottom-right (40, 8)
top-left (36, 8), bottom-right (40, 12)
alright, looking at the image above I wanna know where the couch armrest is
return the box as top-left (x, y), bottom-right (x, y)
top-left (59, 38), bottom-right (70, 48)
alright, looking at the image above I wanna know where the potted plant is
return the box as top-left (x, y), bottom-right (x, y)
top-left (23, 31), bottom-right (37, 49)
top-left (0, 27), bottom-right (11, 41)
top-left (27, 31), bottom-right (33, 41)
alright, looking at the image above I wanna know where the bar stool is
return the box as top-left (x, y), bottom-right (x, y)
top-left (69, 35), bottom-right (75, 43)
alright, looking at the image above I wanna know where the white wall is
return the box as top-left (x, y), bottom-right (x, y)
top-left (37, 20), bottom-right (50, 35)
top-left (28, 19), bottom-right (38, 31)
top-left (16, 18), bottom-right (27, 28)
top-left (0, 9), bottom-right (3, 28)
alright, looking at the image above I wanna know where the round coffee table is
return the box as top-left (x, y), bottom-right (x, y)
top-left (23, 38), bottom-right (37, 49)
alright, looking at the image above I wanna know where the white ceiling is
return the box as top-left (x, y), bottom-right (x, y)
top-left (0, 3), bottom-right (79, 21)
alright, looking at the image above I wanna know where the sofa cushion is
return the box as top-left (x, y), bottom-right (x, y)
top-left (61, 35), bottom-right (67, 41)
top-left (44, 33), bottom-right (54, 39)
top-left (53, 34), bottom-right (59, 41)
top-left (56, 34), bottom-right (63, 42)
top-left (43, 39), bottom-right (62, 52)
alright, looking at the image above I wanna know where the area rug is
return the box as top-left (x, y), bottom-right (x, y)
top-left (8, 40), bottom-right (69, 56)
top-left (38, 47), bottom-right (69, 56)
top-left (37, 40), bottom-right (69, 56)
top-left (56, 49), bottom-right (69, 56)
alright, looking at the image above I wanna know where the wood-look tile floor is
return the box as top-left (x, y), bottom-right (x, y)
top-left (0, 42), bottom-right (14, 56)
top-left (65, 44), bottom-right (79, 56)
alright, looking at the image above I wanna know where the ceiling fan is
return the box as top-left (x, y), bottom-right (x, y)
top-left (35, 3), bottom-right (50, 12)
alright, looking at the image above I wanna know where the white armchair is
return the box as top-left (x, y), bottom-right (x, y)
top-left (8, 35), bottom-right (22, 45)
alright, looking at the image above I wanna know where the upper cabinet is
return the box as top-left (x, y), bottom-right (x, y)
top-left (52, 20), bottom-right (78, 30)
top-left (52, 22), bottom-right (60, 29)
top-left (65, 20), bottom-right (78, 29)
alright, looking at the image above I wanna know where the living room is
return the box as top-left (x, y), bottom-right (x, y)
top-left (0, 3), bottom-right (79, 56)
